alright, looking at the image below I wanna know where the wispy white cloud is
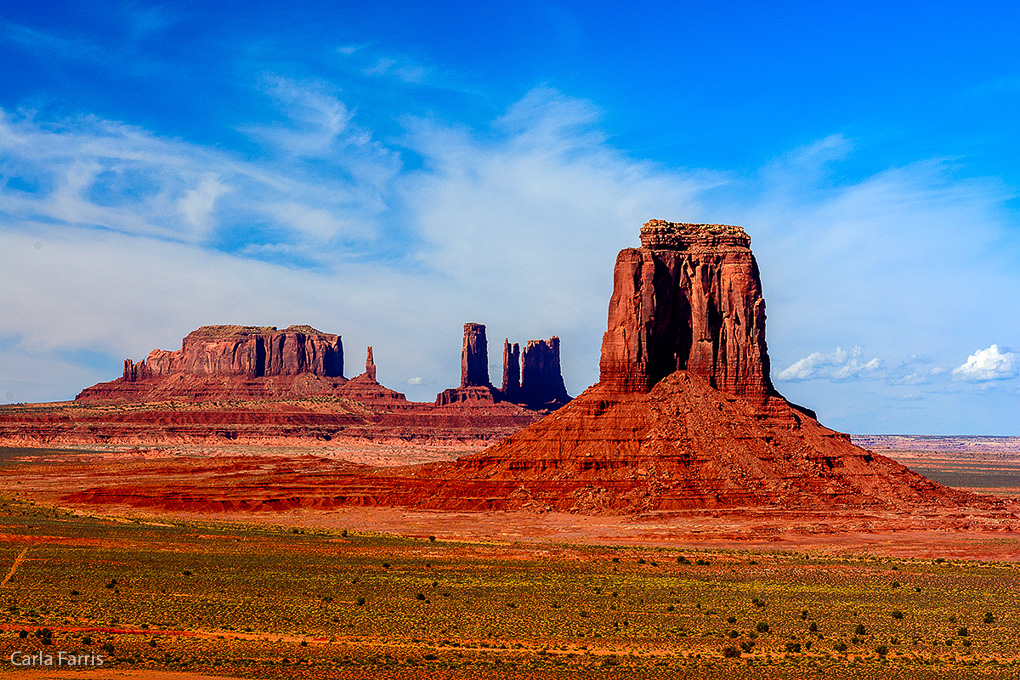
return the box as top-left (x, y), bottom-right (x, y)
top-left (0, 101), bottom-right (392, 260)
top-left (2, 83), bottom-right (1019, 434)
top-left (777, 346), bottom-right (882, 382)
top-left (952, 344), bottom-right (1018, 381)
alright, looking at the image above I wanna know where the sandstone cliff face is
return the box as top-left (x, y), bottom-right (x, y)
top-left (599, 220), bottom-right (772, 403)
top-left (78, 325), bottom-right (344, 402)
top-left (124, 325), bottom-right (343, 380)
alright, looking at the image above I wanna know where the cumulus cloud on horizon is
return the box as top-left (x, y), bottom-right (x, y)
top-left (952, 344), bottom-right (1019, 382)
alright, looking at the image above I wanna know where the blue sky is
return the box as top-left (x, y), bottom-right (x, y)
top-left (1, 1), bottom-right (1019, 434)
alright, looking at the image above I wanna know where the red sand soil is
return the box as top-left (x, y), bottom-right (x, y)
top-left (2, 442), bottom-right (1018, 561)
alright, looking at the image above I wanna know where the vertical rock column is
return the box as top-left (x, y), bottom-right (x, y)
top-left (461, 323), bottom-right (491, 387)
top-left (521, 337), bottom-right (571, 408)
top-left (501, 339), bottom-right (521, 401)
top-left (365, 346), bottom-right (377, 381)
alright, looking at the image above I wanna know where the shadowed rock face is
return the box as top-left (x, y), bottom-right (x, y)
top-left (599, 220), bottom-right (772, 404)
top-left (520, 337), bottom-right (570, 409)
top-left (501, 339), bottom-right (521, 402)
top-left (461, 323), bottom-right (491, 388)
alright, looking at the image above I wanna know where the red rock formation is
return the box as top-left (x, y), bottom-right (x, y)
top-left (339, 347), bottom-right (409, 404)
top-left (365, 346), bottom-right (377, 381)
top-left (80, 325), bottom-right (345, 402)
top-left (520, 337), bottom-right (571, 409)
top-left (133, 325), bottom-right (343, 379)
top-left (501, 339), bottom-right (521, 402)
top-left (436, 323), bottom-right (501, 406)
top-left (461, 323), bottom-right (490, 387)
top-left (599, 221), bottom-right (771, 404)
top-left (341, 220), bottom-right (973, 512)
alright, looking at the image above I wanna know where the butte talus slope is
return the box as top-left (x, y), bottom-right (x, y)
top-left (362, 220), bottom-right (970, 512)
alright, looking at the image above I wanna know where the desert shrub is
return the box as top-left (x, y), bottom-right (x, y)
top-left (855, 624), bottom-right (867, 636)
top-left (101, 642), bottom-right (114, 656)
top-left (891, 610), bottom-right (904, 620)
top-left (356, 597), bottom-right (365, 606)
top-left (696, 559), bottom-right (711, 566)
top-left (876, 645), bottom-right (888, 657)
top-left (834, 642), bottom-right (848, 652)
top-left (800, 610), bottom-right (809, 620)
top-left (666, 605), bottom-right (675, 612)
top-left (739, 641), bottom-right (755, 653)
top-left (891, 581), bottom-right (900, 588)
top-left (722, 646), bottom-right (740, 658)
top-left (18, 630), bottom-right (27, 639)
top-left (809, 622), bottom-right (819, 632)
top-left (428, 535), bottom-right (436, 542)
top-left (957, 627), bottom-right (968, 637)
top-left (82, 635), bottom-right (92, 645)
top-left (727, 616), bottom-right (737, 624)
top-left (677, 556), bottom-right (690, 564)
top-left (785, 642), bottom-right (801, 653)
top-left (984, 612), bottom-right (996, 623)
top-left (727, 630), bottom-right (739, 638)
top-left (415, 593), bottom-right (426, 601)
top-left (755, 621), bottom-right (770, 633)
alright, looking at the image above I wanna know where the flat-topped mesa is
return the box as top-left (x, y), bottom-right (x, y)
top-left (123, 325), bottom-right (343, 380)
top-left (520, 337), bottom-right (571, 409)
top-left (599, 219), bottom-right (773, 403)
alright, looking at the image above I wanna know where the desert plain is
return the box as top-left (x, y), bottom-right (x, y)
top-left (1, 222), bottom-right (1018, 680)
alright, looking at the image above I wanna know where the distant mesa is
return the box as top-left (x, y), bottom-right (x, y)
top-left (435, 323), bottom-right (571, 410)
top-left (76, 325), bottom-right (362, 403)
